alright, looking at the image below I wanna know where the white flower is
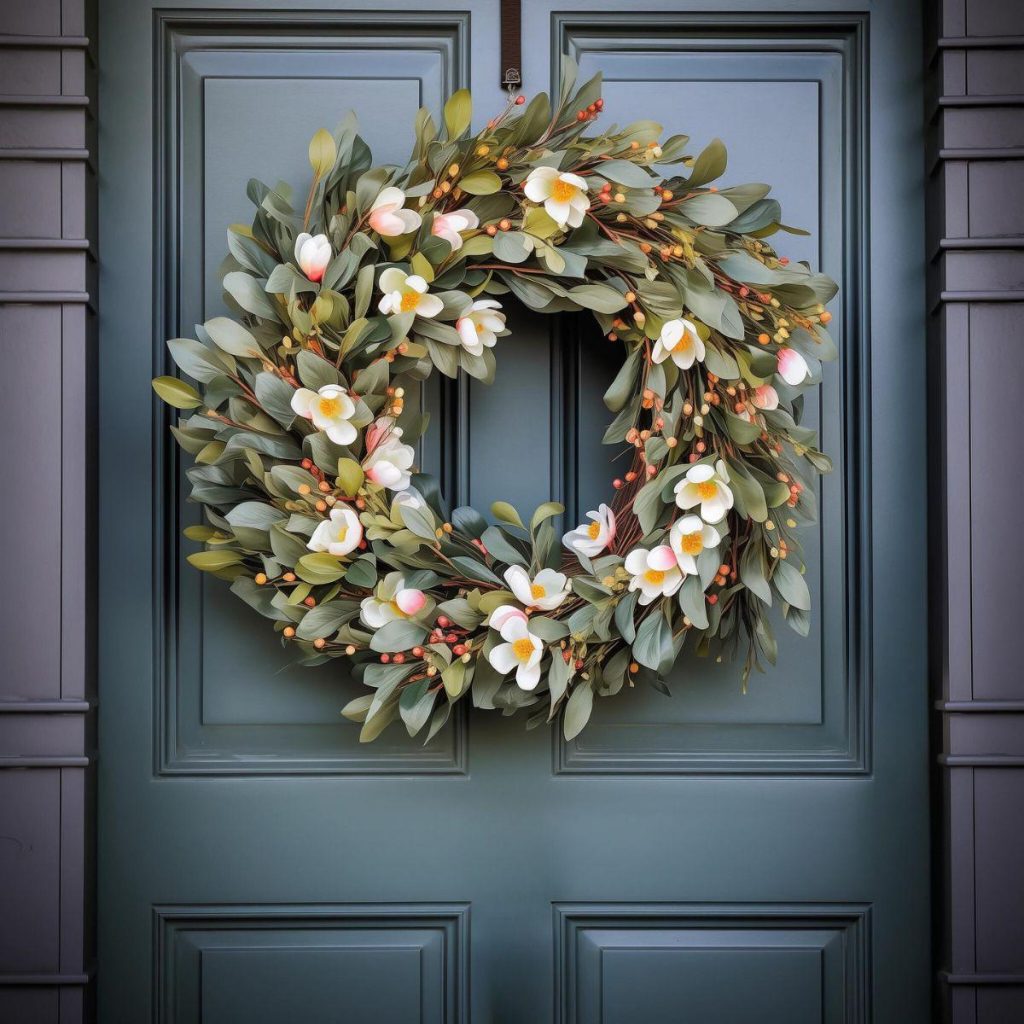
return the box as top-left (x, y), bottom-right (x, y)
top-left (488, 604), bottom-right (528, 631)
top-left (777, 347), bottom-right (810, 386)
top-left (523, 166), bottom-right (590, 228)
top-left (307, 506), bottom-right (362, 557)
top-left (562, 504), bottom-right (616, 559)
top-left (360, 571), bottom-right (432, 629)
top-left (294, 232), bottom-right (331, 283)
top-left (392, 489), bottom-right (424, 513)
top-left (431, 209), bottom-right (479, 251)
top-left (673, 460), bottom-right (734, 525)
top-left (362, 418), bottom-right (415, 492)
top-left (503, 565), bottom-right (571, 612)
top-left (487, 615), bottom-right (545, 691)
top-left (752, 384), bottom-right (779, 410)
top-left (377, 268), bottom-right (444, 319)
top-left (624, 545), bottom-right (684, 605)
top-left (652, 318), bottom-right (705, 370)
top-left (368, 186), bottom-right (422, 237)
top-left (669, 515), bottom-right (719, 575)
top-left (290, 383), bottom-right (357, 445)
top-left (455, 299), bottom-right (505, 356)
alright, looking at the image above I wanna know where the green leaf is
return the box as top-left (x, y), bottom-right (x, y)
top-left (152, 375), bottom-right (202, 409)
top-left (678, 193), bottom-right (737, 227)
top-left (678, 574), bottom-right (709, 629)
top-left (308, 127), bottom-right (336, 178)
top-left (296, 601), bottom-right (351, 641)
top-left (459, 170), bottom-right (502, 195)
top-left (603, 346), bottom-right (641, 412)
top-left (187, 550), bottom-right (242, 572)
top-left (568, 284), bottom-right (628, 313)
top-left (399, 679), bottom-right (436, 735)
top-left (614, 591), bottom-right (639, 643)
top-left (223, 271), bottom-right (279, 321)
top-left (492, 230), bottom-right (532, 264)
top-left (295, 553), bottom-right (347, 585)
top-left (772, 559), bottom-right (811, 610)
top-left (530, 501), bottom-right (564, 533)
top-left (686, 138), bottom-right (727, 188)
top-left (599, 159), bottom-right (655, 188)
top-left (633, 609), bottom-right (674, 672)
top-left (204, 316), bottom-right (261, 357)
top-left (563, 683), bottom-right (594, 741)
top-left (336, 458), bottom-right (364, 497)
top-left (167, 337), bottom-right (231, 383)
top-left (370, 619), bottom-right (428, 653)
top-left (491, 501), bottom-right (524, 530)
top-left (739, 543), bottom-right (772, 605)
top-left (443, 88), bottom-right (472, 140)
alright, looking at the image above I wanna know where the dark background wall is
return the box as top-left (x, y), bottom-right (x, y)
top-left (0, 0), bottom-right (1020, 1021)
top-left (928, 0), bottom-right (1024, 1020)
top-left (0, 0), bottom-right (97, 1021)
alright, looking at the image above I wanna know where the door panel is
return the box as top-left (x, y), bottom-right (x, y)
top-left (99, 2), bottom-right (928, 1022)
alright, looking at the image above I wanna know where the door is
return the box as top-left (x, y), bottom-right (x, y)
top-left (98, 1), bottom-right (929, 1020)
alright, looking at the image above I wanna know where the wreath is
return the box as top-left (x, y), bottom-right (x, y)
top-left (153, 63), bottom-right (838, 743)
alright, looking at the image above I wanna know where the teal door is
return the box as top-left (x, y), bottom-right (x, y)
top-left (98, 1), bottom-right (929, 1020)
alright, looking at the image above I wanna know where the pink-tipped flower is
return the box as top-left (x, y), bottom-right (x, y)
top-left (368, 187), bottom-right (422, 237)
top-left (394, 587), bottom-right (427, 616)
top-left (488, 604), bottom-right (529, 631)
top-left (777, 348), bottom-right (811, 386)
top-left (294, 232), bottom-right (331, 282)
top-left (752, 384), bottom-right (780, 410)
top-left (431, 209), bottom-right (479, 251)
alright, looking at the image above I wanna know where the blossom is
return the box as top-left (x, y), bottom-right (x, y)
top-left (488, 604), bottom-right (528, 632)
top-left (360, 571), bottom-right (432, 629)
top-left (562, 504), bottom-right (616, 559)
top-left (377, 268), bottom-right (444, 318)
top-left (652, 318), bottom-right (705, 370)
top-left (624, 545), bottom-right (684, 605)
top-left (523, 166), bottom-right (590, 228)
top-left (392, 490), bottom-right (424, 513)
top-left (752, 384), bottom-right (779, 410)
top-left (503, 565), bottom-right (571, 612)
top-left (368, 186), bottom-right (422, 237)
top-left (362, 418), bottom-right (415, 491)
top-left (294, 232), bottom-right (331, 282)
top-left (431, 209), bottom-right (479, 251)
top-left (455, 299), bottom-right (505, 356)
top-left (290, 383), bottom-right (357, 445)
top-left (669, 515), bottom-right (719, 575)
top-left (673, 460), bottom-right (734, 524)
top-left (487, 615), bottom-right (544, 690)
top-left (308, 506), bottom-right (362, 557)
top-left (777, 347), bottom-right (810, 386)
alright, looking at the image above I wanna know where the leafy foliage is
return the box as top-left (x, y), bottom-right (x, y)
top-left (154, 61), bottom-right (837, 744)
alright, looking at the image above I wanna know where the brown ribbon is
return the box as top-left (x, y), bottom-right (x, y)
top-left (500, 0), bottom-right (522, 90)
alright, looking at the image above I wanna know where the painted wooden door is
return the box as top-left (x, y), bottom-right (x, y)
top-left (98, 1), bottom-right (929, 1020)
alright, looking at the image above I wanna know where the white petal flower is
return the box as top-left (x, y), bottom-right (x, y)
top-left (669, 515), bottom-right (720, 575)
top-left (488, 604), bottom-right (528, 632)
top-left (368, 186), bottom-right (423, 237)
top-left (487, 615), bottom-right (544, 690)
top-left (294, 232), bottom-right (331, 283)
top-left (752, 384), bottom-right (779, 410)
top-left (307, 506), bottom-right (362, 557)
top-left (360, 571), bottom-right (432, 628)
top-left (431, 209), bottom-right (479, 251)
top-left (503, 565), bottom-right (571, 611)
top-left (523, 166), bottom-right (590, 228)
top-left (562, 503), bottom-right (616, 559)
top-left (651, 318), bottom-right (705, 370)
top-left (777, 347), bottom-right (811, 386)
top-left (377, 268), bottom-right (444, 319)
top-left (624, 544), bottom-right (685, 605)
top-left (290, 383), bottom-right (357, 445)
top-left (673, 459), bottom-right (734, 525)
top-left (455, 299), bottom-right (506, 356)
top-left (362, 420), bottom-right (416, 492)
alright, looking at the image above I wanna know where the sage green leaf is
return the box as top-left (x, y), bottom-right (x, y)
top-left (772, 559), bottom-right (811, 610)
top-left (686, 137), bottom-right (727, 188)
top-left (370, 619), bottom-right (428, 653)
top-left (568, 284), bottom-right (628, 313)
top-left (443, 88), bottom-right (472, 140)
top-left (450, 556), bottom-right (503, 586)
top-left (492, 230), bottom-right (532, 264)
top-left (295, 553), bottom-right (347, 585)
top-left (548, 651), bottom-right (572, 707)
top-left (459, 170), bottom-right (502, 195)
top-left (633, 610), bottom-right (674, 672)
top-left (296, 350), bottom-right (341, 391)
top-left (296, 601), bottom-right (350, 641)
top-left (187, 550), bottom-right (242, 572)
top-left (205, 316), bottom-right (261, 358)
top-left (614, 590), bottom-right (639, 643)
top-left (254, 372), bottom-right (297, 428)
top-left (678, 193), bottom-right (737, 227)
top-left (223, 271), bottom-right (279, 321)
top-left (491, 501), bottom-right (524, 529)
top-left (336, 458), bottom-right (364, 497)
top-left (678, 574), bottom-right (709, 629)
top-left (399, 679), bottom-right (436, 735)
top-left (604, 346), bottom-right (641, 412)
top-left (563, 683), bottom-right (594, 741)
top-left (599, 159), bottom-right (655, 188)
top-left (739, 543), bottom-right (772, 605)
top-left (308, 127), bottom-right (336, 178)
top-left (528, 617), bottom-right (570, 642)
top-left (167, 337), bottom-right (231, 383)
top-left (226, 502), bottom-right (286, 530)
top-left (152, 375), bottom-right (202, 409)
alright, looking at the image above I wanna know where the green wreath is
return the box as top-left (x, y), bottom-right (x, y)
top-left (153, 63), bottom-right (838, 743)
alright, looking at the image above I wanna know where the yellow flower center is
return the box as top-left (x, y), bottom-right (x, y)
top-left (696, 481), bottom-right (718, 501)
top-left (399, 290), bottom-right (421, 313)
top-left (681, 532), bottom-right (704, 556)
top-left (643, 569), bottom-right (666, 585)
top-left (334, 524), bottom-right (348, 542)
top-left (530, 583), bottom-right (545, 600)
top-left (551, 179), bottom-right (577, 203)
top-left (476, 323), bottom-right (485, 333)
top-left (587, 521), bottom-right (602, 540)
top-left (678, 333), bottom-right (691, 349)
top-left (318, 396), bottom-right (342, 418)
top-left (512, 637), bottom-right (535, 661)
top-left (388, 600), bottom-right (408, 618)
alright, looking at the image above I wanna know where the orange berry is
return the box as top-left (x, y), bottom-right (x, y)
top-left (283, 626), bottom-right (296, 638)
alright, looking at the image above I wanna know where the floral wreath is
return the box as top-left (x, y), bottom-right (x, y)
top-left (154, 63), bottom-right (837, 743)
